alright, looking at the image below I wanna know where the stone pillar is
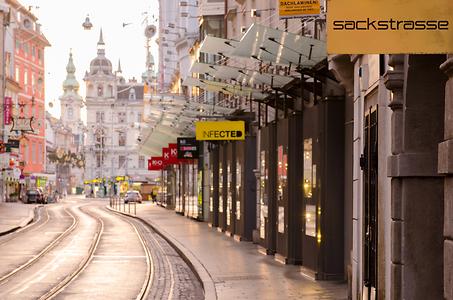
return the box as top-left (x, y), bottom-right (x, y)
top-left (385, 55), bottom-right (446, 300)
top-left (439, 55), bottom-right (453, 300)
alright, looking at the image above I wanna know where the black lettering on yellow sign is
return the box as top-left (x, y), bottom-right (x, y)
top-left (202, 130), bottom-right (243, 139)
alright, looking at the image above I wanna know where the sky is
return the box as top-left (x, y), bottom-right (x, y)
top-left (21, 0), bottom-right (159, 121)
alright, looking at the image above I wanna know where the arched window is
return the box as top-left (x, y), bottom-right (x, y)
top-left (67, 107), bottom-right (73, 119)
top-left (108, 85), bottom-right (113, 97)
top-left (97, 85), bottom-right (103, 96)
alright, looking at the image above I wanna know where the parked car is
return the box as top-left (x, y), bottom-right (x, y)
top-left (124, 190), bottom-right (142, 204)
top-left (26, 189), bottom-right (46, 204)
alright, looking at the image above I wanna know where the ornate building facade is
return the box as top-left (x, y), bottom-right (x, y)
top-left (84, 30), bottom-right (150, 197)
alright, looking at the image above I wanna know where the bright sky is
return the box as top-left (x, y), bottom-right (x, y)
top-left (21, 0), bottom-right (159, 122)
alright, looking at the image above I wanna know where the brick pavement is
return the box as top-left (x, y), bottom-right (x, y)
top-left (118, 202), bottom-right (348, 300)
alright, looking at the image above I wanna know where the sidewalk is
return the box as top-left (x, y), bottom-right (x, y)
top-left (0, 202), bottom-right (37, 235)
top-left (114, 202), bottom-right (348, 300)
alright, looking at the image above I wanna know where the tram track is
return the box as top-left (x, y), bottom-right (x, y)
top-left (0, 205), bottom-right (78, 285)
top-left (108, 207), bottom-right (202, 300)
top-left (38, 205), bottom-right (104, 300)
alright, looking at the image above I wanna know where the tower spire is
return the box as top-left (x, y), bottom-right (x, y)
top-left (97, 28), bottom-right (105, 55)
top-left (63, 49), bottom-right (79, 92)
top-left (117, 59), bottom-right (122, 73)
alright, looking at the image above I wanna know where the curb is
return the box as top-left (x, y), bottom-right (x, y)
top-left (106, 205), bottom-right (217, 300)
top-left (0, 205), bottom-right (40, 236)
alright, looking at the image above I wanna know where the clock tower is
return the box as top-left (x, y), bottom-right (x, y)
top-left (59, 50), bottom-right (83, 135)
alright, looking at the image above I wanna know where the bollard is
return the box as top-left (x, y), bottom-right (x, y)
top-left (128, 202), bottom-right (130, 214)
top-left (134, 202), bottom-right (136, 215)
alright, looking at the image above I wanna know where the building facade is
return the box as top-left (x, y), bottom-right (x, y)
top-left (84, 31), bottom-right (149, 197)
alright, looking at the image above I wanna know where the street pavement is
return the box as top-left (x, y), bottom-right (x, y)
top-left (0, 202), bottom-right (37, 235)
top-left (115, 201), bottom-right (348, 300)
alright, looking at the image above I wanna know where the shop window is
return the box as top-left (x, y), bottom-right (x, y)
top-left (303, 138), bottom-right (313, 198)
top-left (219, 163), bottom-right (223, 213)
top-left (259, 150), bottom-right (267, 239)
top-left (277, 145), bottom-right (287, 202)
top-left (305, 205), bottom-right (316, 237)
top-left (236, 161), bottom-right (241, 221)
top-left (362, 107), bottom-right (379, 296)
top-left (226, 164), bottom-right (231, 226)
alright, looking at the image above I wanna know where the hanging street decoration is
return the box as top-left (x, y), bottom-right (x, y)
top-left (47, 147), bottom-right (85, 168)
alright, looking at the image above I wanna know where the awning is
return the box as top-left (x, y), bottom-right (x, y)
top-left (182, 77), bottom-right (269, 100)
top-left (230, 23), bottom-right (326, 67)
top-left (190, 62), bottom-right (294, 88)
top-left (199, 36), bottom-right (239, 57)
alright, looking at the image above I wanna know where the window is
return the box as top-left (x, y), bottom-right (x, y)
top-left (96, 153), bottom-right (102, 167)
top-left (15, 66), bottom-right (20, 82)
top-left (96, 111), bottom-right (105, 123)
top-left (23, 43), bottom-right (29, 56)
top-left (38, 49), bottom-right (42, 64)
top-left (68, 107), bottom-right (73, 119)
top-left (31, 143), bottom-right (36, 164)
top-left (137, 113), bottom-right (142, 122)
top-left (118, 132), bottom-right (126, 146)
top-left (24, 69), bottom-right (28, 85)
top-left (129, 88), bottom-right (136, 100)
top-left (97, 85), bottom-right (103, 96)
top-left (139, 156), bottom-right (145, 168)
top-left (32, 46), bottom-right (36, 59)
top-left (118, 112), bottom-right (126, 123)
top-left (118, 155), bottom-right (126, 168)
top-left (31, 73), bottom-right (35, 89)
top-left (15, 39), bottom-right (20, 53)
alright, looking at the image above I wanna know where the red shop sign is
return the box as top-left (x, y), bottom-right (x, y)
top-left (148, 157), bottom-right (164, 170)
top-left (168, 143), bottom-right (179, 164)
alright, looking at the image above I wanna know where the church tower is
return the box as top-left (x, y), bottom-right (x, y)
top-left (59, 50), bottom-right (83, 134)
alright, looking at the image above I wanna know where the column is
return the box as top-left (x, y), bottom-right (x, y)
top-left (385, 54), bottom-right (445, 299)
top-left (439, 54), bottom-right (453, 300)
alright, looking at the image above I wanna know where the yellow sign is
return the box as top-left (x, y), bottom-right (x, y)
top-left (279, 0), bottom-right (320, 18)
top-left (327, 0), bottom-right (453, 54)
top-left (84, 180), bottom-right (90, 185)
top-left (195, 121), bottom-right (245, 141)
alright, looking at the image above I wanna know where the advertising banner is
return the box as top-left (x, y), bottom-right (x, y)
top-left (4, 97), bottom-right (12, 125)
top-left (148, 157), bottom-right (164, 171)
top-left (168, 143), bottom-right (179, 164)
top-left (195, 121), bottom-right (245, 141)
top-left (177, 137), bottom-right (199, 159)
top-left (279, 0), bottom-right (321, 19)
top-left (327, 0), bottom-right (453, 53)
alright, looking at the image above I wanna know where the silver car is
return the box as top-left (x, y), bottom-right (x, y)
top-left (124, 190), bottom-right (142, 204)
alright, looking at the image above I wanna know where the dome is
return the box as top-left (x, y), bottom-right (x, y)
top-left (89, 57), bottom-right (113, 75)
